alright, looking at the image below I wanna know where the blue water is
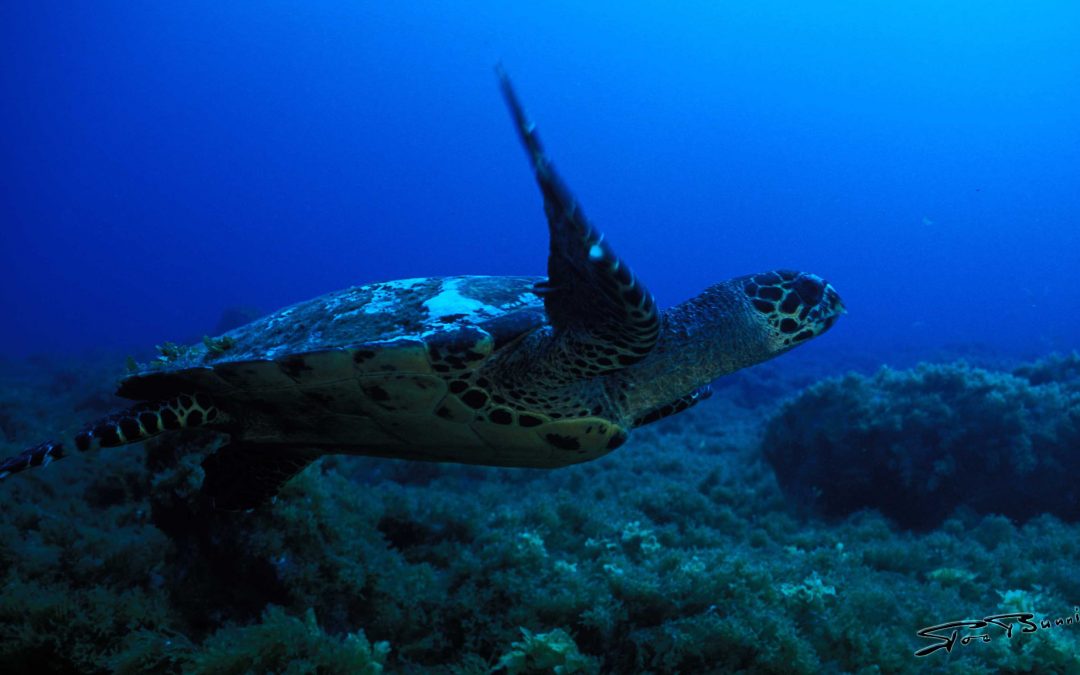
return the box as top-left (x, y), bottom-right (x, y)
top-left (2, 2), bottom-right (1078, 362)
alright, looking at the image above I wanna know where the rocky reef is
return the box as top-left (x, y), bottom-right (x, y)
top-left (2, 352), bottom-right (1080, 673)
top-left (764, 353), bottom-right (1080, 529)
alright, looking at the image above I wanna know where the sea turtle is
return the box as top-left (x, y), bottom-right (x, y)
top-left (0, 71), bottom-right (844, 509)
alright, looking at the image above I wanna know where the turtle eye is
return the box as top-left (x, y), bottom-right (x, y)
top-left (793, 276), bottom-right (824, 306)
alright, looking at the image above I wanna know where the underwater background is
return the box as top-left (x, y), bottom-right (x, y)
top-left (1, 2), bottom-right (1079, 673)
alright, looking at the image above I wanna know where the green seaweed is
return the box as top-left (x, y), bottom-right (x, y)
top-left (202, 335), bottom-right (236, 359)
top-left (2, 352), bottom-right (1080, 672)
top-left (493, 628), bottom-right (597, 674)
top-left (191, 606), bottom-right (389, 674)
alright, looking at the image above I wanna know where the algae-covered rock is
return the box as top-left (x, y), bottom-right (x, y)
top-left (8, 350), bottom-right (1080, 673)
top-left (763, 357), bottom-right (1080, 528)
top-left (190, 606), bottom-right (389, 674)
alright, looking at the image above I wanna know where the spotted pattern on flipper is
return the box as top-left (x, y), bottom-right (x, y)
top-left (743, 270), bottom-right (845, 348)
top-left (0, 393), bottom-right (226, 480)
top-left (420, 324), bottom-right (533, 423)
top-left (421, 324), bottom-right (593, 427)
top-left (461, 322), bottom-right (628, 428)
top-left (499, 69), bottom-right (660, 378)
top-left (76, 393), bottom-right (224, 452)
top-left (541, 231), bottom-right (660, 376)
top-left (0, 441), bottom-right (66, 479)
top-left (409, 315), bottom-right (627, 460)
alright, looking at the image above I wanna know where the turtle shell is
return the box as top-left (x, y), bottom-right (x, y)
top-left (120, 275), bottom-right (546, 400)
top-left (116, 275), bottom-right (626, 467)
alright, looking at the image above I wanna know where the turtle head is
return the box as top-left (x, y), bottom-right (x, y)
top-left (619, 269), bottom-right (843, 421)
top-left (742, 270), bottom-right (845, 352)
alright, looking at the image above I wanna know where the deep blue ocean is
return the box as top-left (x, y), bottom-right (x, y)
top-left (2, 2), bottom-right (1077, 363)
top-left (3, 4), bottom-right (1080, 673)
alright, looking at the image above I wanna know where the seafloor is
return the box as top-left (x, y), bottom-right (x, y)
top-left (1, 347), bottom-right (1078, 674)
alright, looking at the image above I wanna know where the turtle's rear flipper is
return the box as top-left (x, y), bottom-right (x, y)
top-left (0, 441), bottom-right (67, 478)
top-left (0, 393), bottom-right (222, 479)
top-left (200, 443), bottom-right (320, 511)
top-left (498, 69), bottom-right (660, 374)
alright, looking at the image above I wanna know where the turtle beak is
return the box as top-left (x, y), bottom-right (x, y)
top-left (826, 283), bottom-right (846, 315)
top-left (799, 274), bottom-right (844, 332)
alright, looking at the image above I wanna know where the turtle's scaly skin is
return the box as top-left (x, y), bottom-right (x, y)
top-left (0, 72), bottom-right (844, 509)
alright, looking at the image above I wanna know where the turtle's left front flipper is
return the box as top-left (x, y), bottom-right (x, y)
top-left (0, 394), bottom-right (223, 479)
top-left (632, 385), bottom-right (713, 428)
top-left (499, 69), bottom-right (660, 376)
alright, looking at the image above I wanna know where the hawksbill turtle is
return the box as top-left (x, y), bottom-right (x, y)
top-left (0, 72), bottom-right (844, 509)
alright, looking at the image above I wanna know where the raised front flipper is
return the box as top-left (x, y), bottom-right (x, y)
top-left (499, 69), bottom-right (659, 374)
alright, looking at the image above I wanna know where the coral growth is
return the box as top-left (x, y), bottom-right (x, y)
top-left (763, 355), bottom-right (1080, 528)
top-left (2, 352), bottom-right (1080, 672)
